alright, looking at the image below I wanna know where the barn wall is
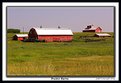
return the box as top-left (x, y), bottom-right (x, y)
top-left (38, 35), bottom-right (73, 42)
top-left (18, 37), bottom-right (24, 41)
top-left (95, 28), bottom-right (102, 32)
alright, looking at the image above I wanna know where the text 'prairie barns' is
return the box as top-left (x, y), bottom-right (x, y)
top-left (83, 25), bottom-right (102, 32)
top-left (28, 27), bottom-right (73, 42)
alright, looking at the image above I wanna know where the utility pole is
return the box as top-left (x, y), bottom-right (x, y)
top-left (58, 26), bottom-right (60, 29)
top-left (40, 25), bottom-right (42, 28)
top-left (23, 27), bottom-right (24, 34)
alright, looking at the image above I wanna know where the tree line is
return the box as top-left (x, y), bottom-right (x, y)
top-left (7, 29), bottom-right (20, 33)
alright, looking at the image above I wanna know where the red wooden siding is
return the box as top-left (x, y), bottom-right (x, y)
top-left (18, 37), bottom-right (24, 41)
top-left (95, 27), bottom-right (102, 32)
top-left (38, 35), bottom-right (73, 42)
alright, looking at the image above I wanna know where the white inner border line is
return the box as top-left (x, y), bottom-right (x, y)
top-left (2, 2), bottom-right (119, 81)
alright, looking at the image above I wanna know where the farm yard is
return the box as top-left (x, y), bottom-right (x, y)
top-left (7, 32), bottom-right (114, 76)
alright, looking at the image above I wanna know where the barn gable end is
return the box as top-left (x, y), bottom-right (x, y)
top-left (28, 28), bottom-right (38, 39)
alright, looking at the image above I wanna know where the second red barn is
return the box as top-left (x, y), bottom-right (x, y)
top-left (28, 27), bottom-right (73, 42)
top-left (82, 25), bottom-right (102, 32)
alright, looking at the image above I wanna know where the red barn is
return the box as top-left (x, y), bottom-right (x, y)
top-left (13, 34), bottom-right (28, 41)
top-left (83, 25), bottom-right (102, 32)
top-left (28, 27), bottom-right (73, 42)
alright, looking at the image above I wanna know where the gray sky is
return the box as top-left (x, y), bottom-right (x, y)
top-left (7, 7), bottom-right (114, 32)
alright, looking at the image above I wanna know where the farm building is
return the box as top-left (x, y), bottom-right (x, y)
top-left (94, 33), bottom-right (111, 37)
top-left (13, 34), bottom-right (28, 41)
top-left (83, 25), bottom-right (102, 32)
top-left (28, 27), bottom-right (73, 42)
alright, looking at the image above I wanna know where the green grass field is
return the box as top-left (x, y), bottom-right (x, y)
top-left (7, 32), bottom-right (114, 76)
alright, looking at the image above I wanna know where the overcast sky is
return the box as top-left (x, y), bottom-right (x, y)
top-left (7, 7), bottom-right (114, 32)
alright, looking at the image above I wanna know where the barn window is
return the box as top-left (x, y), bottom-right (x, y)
top-left (86, 25), bottom-right (91, 29)
top-left (88, 26), bottom-right (91, 28)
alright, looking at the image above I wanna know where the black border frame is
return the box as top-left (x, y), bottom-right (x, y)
top-left (4, 3), bottom-right (118, 80)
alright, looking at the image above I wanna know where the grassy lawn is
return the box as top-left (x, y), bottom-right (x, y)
top-left (7, 32), bottom-right (114, 76)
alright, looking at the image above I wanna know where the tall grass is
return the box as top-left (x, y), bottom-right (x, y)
top-left (7, 32), bottom-right (114, 76)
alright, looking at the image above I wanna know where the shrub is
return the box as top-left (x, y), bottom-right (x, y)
top-left (41, 39), bottom-right (45, 42)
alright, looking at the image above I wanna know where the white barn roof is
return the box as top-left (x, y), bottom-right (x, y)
top-left (15, 34), bottom-right (28, 37)
top-left (33, 27), bottom-right (73, 35)
top-left (95, 33), bottom-right (111, 36)
top-left (83, 25), bottom-right (102, 30)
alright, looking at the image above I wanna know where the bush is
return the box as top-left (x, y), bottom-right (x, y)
top-left (7, 29), bottom-right (20, 33)
top-left (41, 39), bottom-right (45, 42)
